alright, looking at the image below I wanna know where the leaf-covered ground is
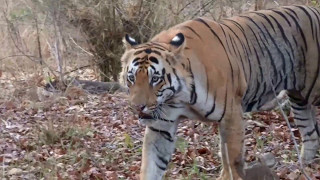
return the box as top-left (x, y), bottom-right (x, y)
top-left (1, 72), bottom-right (320, 180)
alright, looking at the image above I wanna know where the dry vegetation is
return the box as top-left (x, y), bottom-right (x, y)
top-left (1, 0), bottom-right (320, 179)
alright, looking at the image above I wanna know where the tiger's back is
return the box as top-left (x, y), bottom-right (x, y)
top-left (153, 5), bottom-right (320, 113)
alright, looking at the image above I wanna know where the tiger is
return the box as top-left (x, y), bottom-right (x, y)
top-left (120, 5), bottom-right (320, 180)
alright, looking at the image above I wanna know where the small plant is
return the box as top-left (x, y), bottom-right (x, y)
top-left (124, 133), bottom-right (134, 149)
top-left (256, 135), bottom-right (265, 151)
top-left (176, 137), bottom-right (188, 153)
top-left (38, 121), bottom-right (60, 145)
top-left (191, 160), bottom-right (200, 176)
top-left (311, 0), bottom-right (320, 7)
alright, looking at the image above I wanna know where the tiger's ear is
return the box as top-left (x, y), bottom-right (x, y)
top-left (123, 34), bottom-right (139, 50)
top-left (170, 33), bottom-right (186, 54)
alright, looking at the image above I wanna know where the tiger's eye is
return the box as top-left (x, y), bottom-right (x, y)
top-left (152, 76), bottom-right (159, 83)
top-left (128, 75), bottom-right (135, 82)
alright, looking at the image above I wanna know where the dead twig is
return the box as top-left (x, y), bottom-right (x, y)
top-left (224, 143), bottom-right (234, 180)
top-left (271, 86), bottom-right (312, 180)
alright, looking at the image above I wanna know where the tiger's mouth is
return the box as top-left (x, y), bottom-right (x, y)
top-left (138, 111), bottom-right (153, 120)
top-left (138, 110), bottom-right (155, 126)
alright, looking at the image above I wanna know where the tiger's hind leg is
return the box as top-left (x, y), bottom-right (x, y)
top-left (288, 92), bottom-right (320, 161)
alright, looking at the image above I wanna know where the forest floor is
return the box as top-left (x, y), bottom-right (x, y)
top-left (0, 71), bottom-right (320, 180)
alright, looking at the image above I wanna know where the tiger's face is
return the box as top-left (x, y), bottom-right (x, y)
top-left (120, 33), bottom-right (193, 122)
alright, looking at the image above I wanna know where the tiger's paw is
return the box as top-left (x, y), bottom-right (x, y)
top-left (217, 169), bottom-right (243, 180)
top-left (301, 148), bottom-right (319, 163)
top-left (300, 141), bottom-right (320, 162)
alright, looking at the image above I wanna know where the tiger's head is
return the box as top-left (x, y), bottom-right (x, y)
top-left (120, 32), bottom-right (196, 123)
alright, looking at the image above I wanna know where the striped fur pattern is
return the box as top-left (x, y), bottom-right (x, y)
top-left (120, 5), bottom-right (320, 180)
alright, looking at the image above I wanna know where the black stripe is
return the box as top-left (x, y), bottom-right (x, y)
top-left (219, 24), bottom-right (233, 55)
top-left (154, 143), bottom-right (161, 153)
top-left (134, 50), bottom-right (144, 55)
top-left (166, 73), bottom-right (172, 85)
top-left (306, 7), bottom-right (320, 100)
top-left (312, 95), bottom-right (320, 105)
top-left (312, 7), bottom-right (320, 16)
top-left (241, 16), bottom-right (269, 45)
top-left (245, 23), bottom-right (265, 56)
top-left (133, 62), bottom-right (140, 66)
top-left (205, 91), bottom-right (216, 118)
top-left (155, 163), bottom-right (166, 171)
top-left (254, 25), bottom-right (277, 82)
top-left (149, 126), bottom-right (173, 142)
top-left (259, 21), bottom-right (287, 87)
top-left (228, 34), bottom-right (237, 56)
top-left (150, 42), bottom-right (169, 51)
top-left (187, 58), bottom-right (197, 105)
top-left (302, 139), bottom-right (318, 143)
top-left (294, 117), bottom-right (309, 121)
top-left (152, 50), bottom-right (162, 56)
top-left (158, 117), bottom-right (175, 123)
top-left (269, 14), bottom-right (294, 58)
top-left (150, 65), bottom-right (156, 71)
top-left (218, 85), bottom-right (228, 122)
top-left (152, 46), bottom-right (167, 51)
top-left (223, 19), bottom-right (252, 54)
top-left (205, 66), bottom-right (209, 102)
top-left (149, 56), bottom-right (159, 64)
top-left (296, 124), bottom-right (307, 128)
top-left (158, 86), bottom-right (175, 94)
top-left (271, 10), bottom-right (291, 27)
top-left (260, 39), bottom-right (277, 85)
top-left (194, 18), bottom-right (234, 83)
top-left (315, 123), bottom-right (320, 136)
top-left (165, 58), bottom-right (171, 66)
top-left (182, 25), bottom-right (202, 40)
top-left (162, 68), bottom-right (165, 76)
top-left (223, 26), bottom-right (247, 82)
top-left (305, 22), bottom-right (320, 101)
top-left (284, 49), bottom-right (295, 89)
top-left (244, 47), bottom-right (263, 107)
top-left (283, 7), bottom-right (299, 19)
top-left (157, 155), bottom-right (169, 165)
top-left (291, 104), bottom-right (307, 110)
top-left (172, 68), bottom-right (182, 94)
top-left (305, 128), bottom-right (316, 136)
top-left (300, 46), bottom-right (306, 90)
top-left (295, 6), bottom-right (314, 38)
top-left (222, 21), bottom-right (253, 85)
top-left (132, 57), bottom-right (140, 64)
top-left (256, 82), bottom-right (267, 110)
top-left (292, 35), bottom-right (298, 46)
top-left (253, 12), bottom-right (276, 32)
top-left (246, 102), bottom-right (256, 112)
top-left (167, 104), bottom-right (184, 108)
top-left (307, 7), bottom-right (320, 34)
top-left (284, 10), bottom-right (308, 51)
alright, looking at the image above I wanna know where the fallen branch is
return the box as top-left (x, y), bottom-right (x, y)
top-left (44, 79), bottom-right (127, 94)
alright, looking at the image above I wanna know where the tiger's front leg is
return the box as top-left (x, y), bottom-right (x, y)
top-left (218, 105), bottom-right (245, 180)
top-left (140, 121), bottom-right (179, 180)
